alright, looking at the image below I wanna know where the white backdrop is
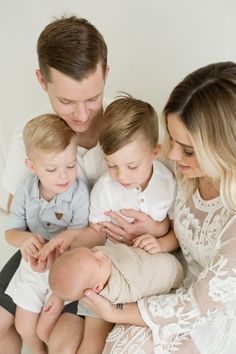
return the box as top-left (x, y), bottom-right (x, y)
top-left (1, 0), bottom-right (236, 208)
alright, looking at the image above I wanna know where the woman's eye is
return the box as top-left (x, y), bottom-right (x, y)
top-left (183, 150), bottom-right (194, 157)
top-left (128, 166), bottom-right (138, 170)
top-left (67, 165), bottom-right (75, 169)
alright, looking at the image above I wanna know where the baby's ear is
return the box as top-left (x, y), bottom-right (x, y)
top-left (93, 283), bottom-right (104, 293)
top-left (25, 158), bottom-right (36, 174)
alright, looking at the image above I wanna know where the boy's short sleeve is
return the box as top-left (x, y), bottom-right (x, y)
top-left (68, 179), bottom-right (90, 229)
top-left (5, 183), bottom-right (28, 231)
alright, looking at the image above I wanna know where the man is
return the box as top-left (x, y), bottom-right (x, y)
top-left (0, 15), bottom-right (112, 354)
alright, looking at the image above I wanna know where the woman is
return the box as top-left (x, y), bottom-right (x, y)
top-left (82, 61), bottom-right (236, 353)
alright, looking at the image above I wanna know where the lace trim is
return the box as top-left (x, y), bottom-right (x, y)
top-left (193, 189), bottom-right (222, 212)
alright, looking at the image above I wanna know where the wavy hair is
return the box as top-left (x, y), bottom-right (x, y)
top-left (161, 62), bottom-right (236, 211)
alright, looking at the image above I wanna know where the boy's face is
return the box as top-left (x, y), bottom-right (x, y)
top-left (26, 143), bottom-right (77, 200)
top-left (105, 135), bottom-right (160, 191)
top-left (36, 63), bottom-right (108, 134)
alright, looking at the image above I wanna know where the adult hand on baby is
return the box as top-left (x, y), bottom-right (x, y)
top-left (81, 290), bottom-right (117, 323)
top-left (100, 209), bottom-right (164, 244)
top-left (20, 233), bottom-right (45, 262)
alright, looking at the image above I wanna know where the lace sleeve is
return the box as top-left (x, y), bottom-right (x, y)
top-left (138, 216), bottom-right (236, 346)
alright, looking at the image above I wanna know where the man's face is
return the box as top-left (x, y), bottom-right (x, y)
top-left (37, 63), bottom-right (107, 133)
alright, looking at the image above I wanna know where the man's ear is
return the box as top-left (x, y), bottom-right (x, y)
top-left (93, 283), bottom-right (104, 294)
top-left (104, 65), bottom-right (110, 82)
top-left (35, 69), bottom-right (47, 91)
top-left (153, 143), bottom-right (161, 159)
top-left (25, 158), bottom-right (36, 174)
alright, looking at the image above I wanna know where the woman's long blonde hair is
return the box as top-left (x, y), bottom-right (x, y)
top-left (162, 62), bottom-right (236, 211)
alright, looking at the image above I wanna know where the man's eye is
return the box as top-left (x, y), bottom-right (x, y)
top-left (88, 96), bottom-right (99, 102)
top-left (59, 99), bottom-right (72, 105)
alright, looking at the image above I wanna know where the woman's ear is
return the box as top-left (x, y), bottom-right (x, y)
top-left (25, 158), bottom-right (36, 174)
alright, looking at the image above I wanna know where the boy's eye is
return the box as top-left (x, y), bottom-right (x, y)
top-left (46, 169), bottom-right (56, 172)
top-left (128, 165), bottom-right (138, 170)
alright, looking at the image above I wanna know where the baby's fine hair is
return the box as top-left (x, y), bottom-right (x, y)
top-left (23, 114), bottom-right (78, 158)
top-left (99, 96), bottom-right (159, 155)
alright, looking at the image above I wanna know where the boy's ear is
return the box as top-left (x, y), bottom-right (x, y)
top-left (153, 143), bottom-right (161, 159)
top-left (25, 158), bottom-right (36, 174)
top-left (35, 69), bottom-right (47, 91)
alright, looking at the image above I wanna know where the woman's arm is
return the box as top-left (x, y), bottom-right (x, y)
top-left (81, 290), bottom-right (146, 326)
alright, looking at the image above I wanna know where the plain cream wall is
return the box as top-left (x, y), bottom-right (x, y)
top-left (1, 0), bottom-right (236, 208)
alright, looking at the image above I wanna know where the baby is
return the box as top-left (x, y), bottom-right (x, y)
top-left (49, 243), bottom-right (183, 305)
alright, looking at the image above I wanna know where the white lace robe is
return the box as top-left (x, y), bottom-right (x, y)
top-left (104, 187), bottom-right (236, 354)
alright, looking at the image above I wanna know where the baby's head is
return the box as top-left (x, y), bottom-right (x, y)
top-left (99, 96), bottom-right (160, 190)
top-left (49, 247), bottom-right (111, 301)
top-left (23, 114), bottom-right (78, 198)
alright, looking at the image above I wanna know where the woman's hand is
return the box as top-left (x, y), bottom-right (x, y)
top-left (81, 290), bottom-right (117, 323)
top-left (100, 209), bottom-right (169, 244)
top-left (81, 290), bottom-right (145, 326)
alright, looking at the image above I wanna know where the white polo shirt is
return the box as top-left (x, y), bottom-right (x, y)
top-left (1, 98), bottom-right (112, 194)
top-left (89, 160), bottom-right (176, 224)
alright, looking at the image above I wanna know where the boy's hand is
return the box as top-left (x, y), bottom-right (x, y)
top-left (36, 232), bottom-right (74, 262)
top-left (29, 249), bottom-right (56, 272)
top-left (133, 234), bottom-right (162, 254)
top-left (20, 234), bottom-right (45, 261)
top-left (42, 293), bottom-right (64, 314)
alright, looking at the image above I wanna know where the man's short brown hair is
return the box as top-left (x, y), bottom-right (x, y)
top-left (37, 16), bottom-right (108, 82)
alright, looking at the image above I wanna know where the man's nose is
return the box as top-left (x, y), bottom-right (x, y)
top-left (73, 103), bottom-right (88, 122)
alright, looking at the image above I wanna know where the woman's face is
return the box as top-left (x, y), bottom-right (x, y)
top-left (167, 114), bottom-right (205, 178)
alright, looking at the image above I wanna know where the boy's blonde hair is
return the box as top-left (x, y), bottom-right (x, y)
top-left (99, 96), bottom-right (159, 155)
top-left (23, 114), bottom-right (78, 158)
